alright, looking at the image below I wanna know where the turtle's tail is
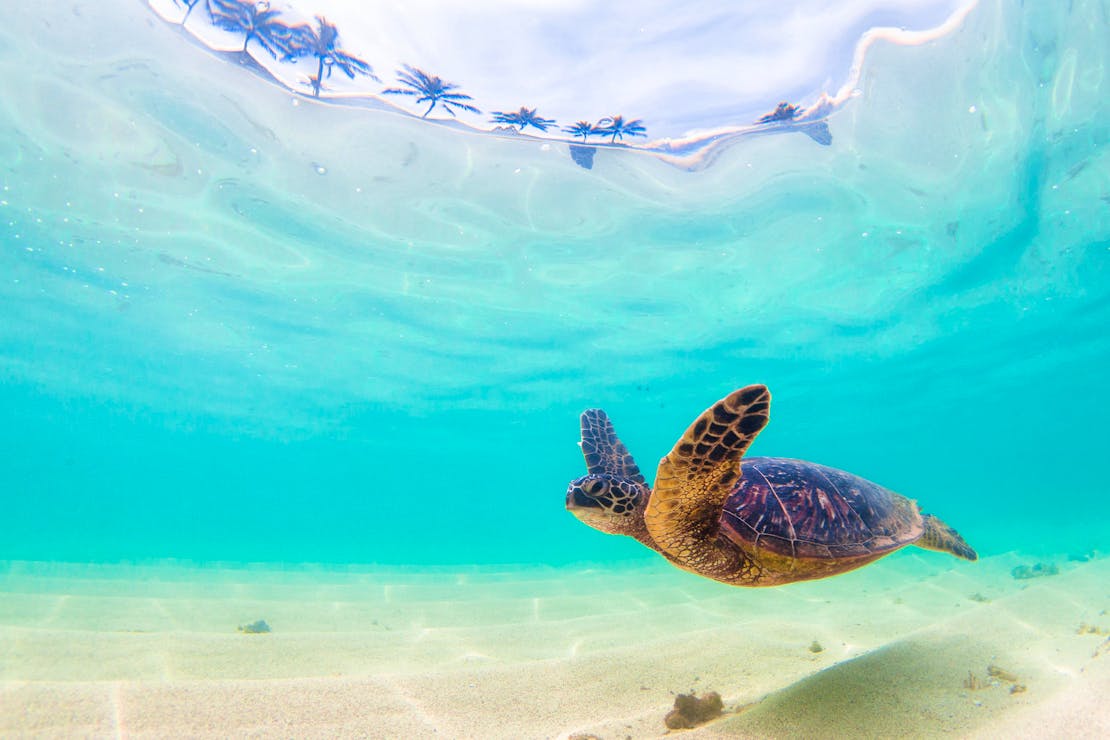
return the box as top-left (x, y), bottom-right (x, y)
top-left (916, 514), bottom-right (977, 561)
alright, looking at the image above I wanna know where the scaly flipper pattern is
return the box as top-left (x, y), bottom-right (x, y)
top-left (645, 385), bottom-right (771, 579)
top-left (579, 408), bottom-right (645, 484)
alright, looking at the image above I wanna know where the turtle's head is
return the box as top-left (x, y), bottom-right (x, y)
top-left (566, 473), bottom-right (650, 537)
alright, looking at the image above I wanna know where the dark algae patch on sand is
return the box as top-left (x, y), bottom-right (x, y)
top-left (664, 691), bottom-right (724, 729)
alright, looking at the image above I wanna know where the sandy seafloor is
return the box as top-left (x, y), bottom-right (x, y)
top-left (2, 554), bottom-right (1108, 739)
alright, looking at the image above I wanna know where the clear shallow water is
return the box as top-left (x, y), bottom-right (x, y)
top-left (1, 0), bottom-right (1108, 570)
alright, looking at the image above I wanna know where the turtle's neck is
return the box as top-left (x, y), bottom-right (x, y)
top-left (628, 499), bottom-right (660, 552)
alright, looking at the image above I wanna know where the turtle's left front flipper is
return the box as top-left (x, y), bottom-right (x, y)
top-left (917, 514), bottom-right (977, 561)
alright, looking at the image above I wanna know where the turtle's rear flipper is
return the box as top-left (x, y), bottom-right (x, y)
top-left (916, 514), bottom-right (977, 561)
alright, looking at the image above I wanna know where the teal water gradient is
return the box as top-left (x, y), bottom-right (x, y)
top-left (1, 0), bottom-right (1107, 568)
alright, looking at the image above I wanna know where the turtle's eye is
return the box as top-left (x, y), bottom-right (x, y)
top-left (586, 479), bottom-right (608, 495)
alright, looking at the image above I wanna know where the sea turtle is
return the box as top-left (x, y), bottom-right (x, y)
top-left (565, 384), bottom-right (976, 586)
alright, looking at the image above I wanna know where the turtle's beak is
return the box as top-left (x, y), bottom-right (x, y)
top-left (565, 479), bottom-right (602, 514)
top-left (565, 483), bottom-right (587, 511)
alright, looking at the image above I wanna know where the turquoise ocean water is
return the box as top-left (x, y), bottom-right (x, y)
top-left (1, 0), bottom-right (1107, 573)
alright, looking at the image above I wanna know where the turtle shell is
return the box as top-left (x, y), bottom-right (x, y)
top-left (719, 457), bottom-right (923, 561)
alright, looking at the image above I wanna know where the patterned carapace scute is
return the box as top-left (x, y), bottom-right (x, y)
top-left (721, 457), bottom-right (921, 559)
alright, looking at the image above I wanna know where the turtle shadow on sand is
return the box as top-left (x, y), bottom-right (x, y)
top-left (715, 637), bottom-right (1008, 738)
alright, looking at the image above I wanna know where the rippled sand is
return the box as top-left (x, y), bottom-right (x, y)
top-left (2, 554), bottom-right (1107, 738)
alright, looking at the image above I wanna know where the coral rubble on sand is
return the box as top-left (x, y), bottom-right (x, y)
top-left (237, 619), bottom-right (271, 633)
